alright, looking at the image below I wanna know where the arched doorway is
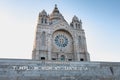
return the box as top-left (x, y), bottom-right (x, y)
top-left (61, 55), bottom-right (65, 61)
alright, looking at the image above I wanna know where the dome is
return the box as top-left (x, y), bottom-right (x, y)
top-left (50, 4), bottom-right (64, 20)
top-left (52, 4), bottom-right (59, 13)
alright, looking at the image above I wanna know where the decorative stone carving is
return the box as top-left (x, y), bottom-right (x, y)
top-left (32, 5), bottom-right (90, 61)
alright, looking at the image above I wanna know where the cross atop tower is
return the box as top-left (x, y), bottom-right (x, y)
top-left (55, 4), bottom-right (57, 8)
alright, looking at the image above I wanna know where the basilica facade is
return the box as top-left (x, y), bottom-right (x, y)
top-left (32, 5), bottom-right (90, 61)
top-left (0, 5), bottom-right (120, 80)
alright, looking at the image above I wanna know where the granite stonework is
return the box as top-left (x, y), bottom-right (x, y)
top-left (1, 5), bottom-right (120, 80)
top-left (32, 5), bottom-right (90, 61)
top-left (0, 59), bottom-right (120, 80)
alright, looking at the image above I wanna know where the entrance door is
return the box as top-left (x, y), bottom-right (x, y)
top-left (61, 55), bottom-right (65, 61)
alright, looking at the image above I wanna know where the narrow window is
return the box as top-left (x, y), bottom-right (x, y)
top-left (61, 55), bottom-right (65, 61)
top-left (41, 18), bottom-right (44, 23)
top-left (41, 32), bottom-right (46, 46)
top-left (78, 36), bottom-right (81, 47)
top-left (70, 23), bottom-right (73, 27)
top-left (76, 23), bottom-right (77, 29)
top-left (45, 19), bottom-right (47, 23)
top-left (78, 24), bottom-right (80, 29)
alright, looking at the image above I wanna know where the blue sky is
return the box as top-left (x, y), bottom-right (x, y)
top-left (0, 0), bottom-right (120, 62)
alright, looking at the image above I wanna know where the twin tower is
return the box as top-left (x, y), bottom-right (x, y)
top-left (32, 5), bottom-right (90, 61)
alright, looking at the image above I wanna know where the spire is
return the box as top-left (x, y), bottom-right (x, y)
top-left (55, 4), bottom-right (57, 7)
top-left (72, 15), bottom-right (79, 22)
top-left (39, 10), bottom-right (47, 17)
top-left (70, 15), bottom-right (82, 29)
top-left (52, 4), bottom-right (59, 13)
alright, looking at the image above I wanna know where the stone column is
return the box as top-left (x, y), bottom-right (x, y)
top-left (86, 52), bottom-right (90, 61)
top-left (47, 33), bottom-right (52, 60)
top-left (35, 50), bottom-right (40, 60)
top-left (73, 35), bottom-right (78, 61)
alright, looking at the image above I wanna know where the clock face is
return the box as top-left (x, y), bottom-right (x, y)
top-left (54, 34), bottom-right (68, 47)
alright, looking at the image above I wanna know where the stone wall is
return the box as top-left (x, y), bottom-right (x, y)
top-left (0, 59), bottom-right (120, 80)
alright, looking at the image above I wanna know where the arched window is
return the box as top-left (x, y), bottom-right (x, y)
top-left (76, 23), bottom-right (78, 29)
top-left (41, 18), bottom-right (44, 23)
top-left (41, 31), bottom-right (46, 46)
top-left (61, 55), bottom-right (65, 61)
top-left (78, 24), bottom-right (80, 29)
top-left (45, 18), bottom-right (47, 23)
top-left (78, 36), bottom-right (81, 47)
top-left (70, 23), bottom-right (73, 28)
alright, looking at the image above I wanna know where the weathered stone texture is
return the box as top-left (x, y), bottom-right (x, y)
top-left (0, 5), bottom-right (119, 80)
top-left (0, 59), bottom-right (120, 80)
top-left (32, 5), bottom-right (90, 61)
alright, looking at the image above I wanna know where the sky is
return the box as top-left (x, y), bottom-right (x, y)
top-left (0, 0), bottom-right (120, 62)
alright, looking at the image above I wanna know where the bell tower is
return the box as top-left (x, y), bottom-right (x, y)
top-left (32, 5), bottom-right (90, 61)
top-left (38, 10), bottom-right (49, 25)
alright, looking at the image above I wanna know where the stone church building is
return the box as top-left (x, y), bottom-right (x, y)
top-left (32, 5), bottom-right (90, 61)
top-left (0, 5), bottom-right (120, 80)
